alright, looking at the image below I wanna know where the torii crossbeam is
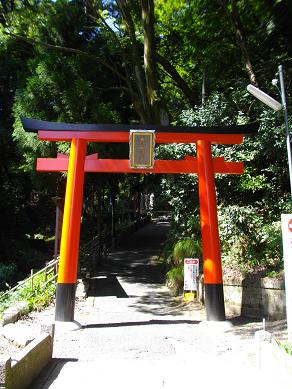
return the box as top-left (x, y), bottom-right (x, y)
top-left (21, 117), bottom-right (259, 322)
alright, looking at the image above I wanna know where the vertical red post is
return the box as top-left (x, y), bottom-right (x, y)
top-left (55, 138), bottom-right (87, 321)
top-left (197, 140), bottom-right (225, 321)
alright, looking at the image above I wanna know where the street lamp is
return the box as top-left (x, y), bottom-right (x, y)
top-left (247, 84), bottom-right (282, 111)
top-left (248, 64), bottom-right (292, 342)
top-left (247, 64), bottom-right (292, 198)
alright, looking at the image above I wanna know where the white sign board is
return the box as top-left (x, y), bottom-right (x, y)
top-left (281, 214), bottom-right (292, 341)
top-left (184, 258), bottom-right (199, 291)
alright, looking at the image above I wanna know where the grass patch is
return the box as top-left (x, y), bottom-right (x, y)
top-left (0, 271), bottom-right (56, 320)
top-left (279, 342), bottom-right (292, 356)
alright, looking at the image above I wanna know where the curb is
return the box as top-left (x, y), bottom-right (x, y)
top-left (0, 324), bottom-right (54, 389)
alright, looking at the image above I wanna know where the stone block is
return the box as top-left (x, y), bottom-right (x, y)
top-left (261, 277), bottom-right (285, 290)
top-left (223, 276), bottom-right (286, 320)
top-left (5, 331), bottom-right (54, 389)
top-left (2, 308), bottom-right (19, 326)
top-left (1, 323), bottom-right (37, 348)
top-left (2, 301), bottom-right (30, 326)
top-left (41, 323), bottom-right (55, 338)
top-left (0, 357), bottom-right (10, 389)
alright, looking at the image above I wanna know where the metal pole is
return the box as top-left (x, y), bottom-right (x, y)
top-left (111, 192), bottom-right (116, 249)
top-left (202, 69), bottom-right (206, 106)
top-left (282, 215), bottom-right (292, 342)
top-left (278, 65), bottom-right (292, 201)
top-left (279, 65), bottom-right (292, 341)
top-left (54, 204), bottom-right (60, 262)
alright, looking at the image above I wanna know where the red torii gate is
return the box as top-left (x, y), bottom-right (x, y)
top-left (21, 117), bottom-right (259, 322)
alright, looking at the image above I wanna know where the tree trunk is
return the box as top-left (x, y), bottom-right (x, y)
top-left (117, 0), bottom-right (152, 123)
top-left (218, 0), bottom-right (257, 85)
top-left (141, 0), bottom-right (160, 123)
top-left (157, 53), bottom-right (199, 107)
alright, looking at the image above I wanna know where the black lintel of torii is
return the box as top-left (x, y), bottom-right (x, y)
top-left (21, 117), bottom-right (259, 135)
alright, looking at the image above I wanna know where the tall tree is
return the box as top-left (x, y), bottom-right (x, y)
top-left (217, 0), bottom-right (257, 85)
top-left (141, 0), bottom-right (160, 122)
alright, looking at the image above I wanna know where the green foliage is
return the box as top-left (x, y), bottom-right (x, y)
top-left (0, 263), bottom-right (17, 291)
top-left (180, 93), bottom-right (236, 127)
top-left (172, 239), bottom-right (201, 267)
top-left (166, 265), bottom-right (184, 295)
top-left (279, 342), bottom-right (292, 356)
top-left (0, 271), bottom-right (56, 318)
top-left (160, 88), bottom-right (291, 276)
top-left (159, 174), bottom-right (200, 238)
top-left (218, 205), bottom-right (283, 272)
top-left (16, 272), bottom-right (56, 309)
top-left (237, 167), bottom-right (270, 193)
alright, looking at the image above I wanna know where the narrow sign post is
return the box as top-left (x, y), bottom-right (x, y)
top-left (184, 258), bottom-right (199, 301)
top-left (281, 214), bottom-right (292, 341)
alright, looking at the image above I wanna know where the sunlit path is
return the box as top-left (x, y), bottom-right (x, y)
top-left (28, 222), bottom-right (289, 388)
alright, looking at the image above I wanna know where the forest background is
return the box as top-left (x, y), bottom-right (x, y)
top-left (0, 0), bottom-right (291, 291)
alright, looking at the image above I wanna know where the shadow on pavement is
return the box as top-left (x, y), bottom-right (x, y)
top-left (96, 248), bottom-right (166, 285)
top-left (117, 221), bottom-right (170, 251)
top-left (29, 358), bottom-right (78, 389)
top-left (87, 275), bottom-right (128, 298)
top-left (90, 222), bottom-right (169, 285)
top-left (82, 319), bottom-right (200, 329)
top-left (129, 292), bottom-right (203, 317)
top-left (85, 222), bottom-right (206, 317)
top-left (227, 316), bottom-right (287, 340)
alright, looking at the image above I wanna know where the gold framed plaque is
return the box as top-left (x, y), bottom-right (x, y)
top-left (129, 130), bottom-right (155, 169)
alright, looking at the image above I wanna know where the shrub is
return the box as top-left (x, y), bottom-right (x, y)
top-left (0, 270), bottom-right (56, 318)
top-left (166, 265), bottom-right (184, 296)
top-left (218, 204), bottom-right (283, 273)
top-left (172, 239), bottom-right (201, 267)
top-left (16, 272), bottom-right (56, 310)
top-left (0, 263), bottom-right (17, 291)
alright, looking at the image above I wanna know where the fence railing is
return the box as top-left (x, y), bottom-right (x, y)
top-left (0, 220), bottom-right (134, 302)
top-left (0, 258), bottom-right (59, 301)
top-left (0, 231), bottom-right (110, 302)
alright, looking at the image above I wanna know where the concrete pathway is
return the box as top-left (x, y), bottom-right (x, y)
top-left (28, 221), bottom-right (289, 388)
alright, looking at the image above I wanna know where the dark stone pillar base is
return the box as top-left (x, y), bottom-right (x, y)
top-left (55, 283), bottom-right (76, 322)
top-left (205, 283), bottom-right (226, 321)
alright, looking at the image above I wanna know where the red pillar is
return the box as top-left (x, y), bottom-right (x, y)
top-left (55, 138), bottom-right (87, 321)
top-left (197, 140), bottom-right (225, 321)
